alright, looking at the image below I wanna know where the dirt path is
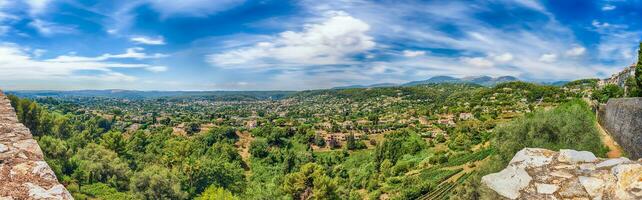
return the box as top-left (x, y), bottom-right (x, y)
top-left (583, 97), bottom-right (624, 158)
top-left (596, 122), bottom-right (624, 158)
top-left (235, 131), bottom-right (254, 164)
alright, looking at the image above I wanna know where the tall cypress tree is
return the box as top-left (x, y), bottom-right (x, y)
top-left (637, 42), bottom-right (642, 97)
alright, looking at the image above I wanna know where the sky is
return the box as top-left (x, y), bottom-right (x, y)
top-left (0, 0), bottom-right (641, 91)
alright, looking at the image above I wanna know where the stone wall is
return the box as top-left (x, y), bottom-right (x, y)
top-left (598, 97), bottom-right (642, 159)
top-left (0, 91), bottom-right (73, 199)
top-left (482, 148), bottom-right (642, 199)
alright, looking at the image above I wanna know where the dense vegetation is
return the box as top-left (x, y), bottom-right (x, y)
top-left (7, 81), bottom-right (607, 199)
top-left (450, 100), bottom-right (607, 199)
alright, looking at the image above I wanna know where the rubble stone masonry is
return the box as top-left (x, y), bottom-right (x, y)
top-left (0, 90), bottom-right (73, 199)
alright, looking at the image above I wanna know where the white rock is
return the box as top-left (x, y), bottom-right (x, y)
top-left (536, 183), bottom-right (558, 194)
top-left (579, 163), bottom-right (596, 171)
top-left (32, 161), bottom-right (57, 181)
top-left (558, 149), bottom-right (597, 163)
top-left (579, 176), bottom-right (605, 200)
top-left (611, 163), bottom-right (642, 199)
top-left (482, 166), bottom-right (532, 199)
top-left (0, 143), bottom-right (8, 153)
top-left (550, 170), bottom-right (574, 179)
top-left (596, 157), bottom-right (630, 168)
top-left (509, 148), bottom-right (554, 169)
top-left (24, 183), bottom-right (73, 200)
top-left (13, 139), bottom-right (44, 157)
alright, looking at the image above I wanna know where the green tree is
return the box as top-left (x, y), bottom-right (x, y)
top-left (130, 165), bottom-right (187, 200)
top-left (195, 186), bottom-right (239, 200)
top-left (592, 84), bottom-right (623, 103)
top-left (186, 122), bottom-right (201, 136)
top-left (625, 76), bottom-right (640, 97)
top-left (71, 143), bottom-right (131, 190)
top-left (100, 131), bottom-right (126, 154)
top-left (635, 42), bottom-right (642, 97)
top-left (179, 156), bottom-right (245, 196)
top-left (249, 138), bottom-right (269, 158)
top-left (282, 163), bottom-right (338, 200)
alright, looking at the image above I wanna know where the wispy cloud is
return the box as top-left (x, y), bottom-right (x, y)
top-left (29, 19), bottom-right (77, 36)
top-left (146, 0), bottom-right (245, 18)
top-left (602, 4), bottom-right (616, 11)
top-left (47, 47), bottom-right (168, 62)
top-left (0, 43), bottom-right (167, 82)
top-left (207, 11), bottom-right (375, 69)
top-left (25, 0), bottom-right (54, 16)
top-left (130, 36), bottom-right (166, 45)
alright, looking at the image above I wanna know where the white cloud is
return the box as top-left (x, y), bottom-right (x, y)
top-left (539, 53), bottom-right (558, 62)
top-left (492, 53), bottom-right (514, 62)
top-left (295, 0), bottom-right (606, 82)
top-left (602, 4), bottom-right (616, 11)
top-left (565, 46), bottom-right (586, 56)
top-left (208, 11), bottom-right (375, 68)
top-left (462, 57), bottom-right (494, 68)
top-left (0, 43), bottom-right (166, 82)
top-left (47, 47), bottom-right (167, 62)
top-left (32, 49), bottom-right (46, 57)
top-left (145, 66), bottom-right (168, 72)
top-left (26, 0), bottom-right (53, 16)
top-left (130, 36), bottom-right (166, 45)
top-left (402, 50), bottom-right (426, 57)
top-left (29, 19), bottom-right (76, 36)
top-left (146, 0), bottom-right (245, 18)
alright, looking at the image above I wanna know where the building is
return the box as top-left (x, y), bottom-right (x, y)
top-left (598, 64), bottom-right (635, 89)
top-left (459, 112), bottom-right (474, 120)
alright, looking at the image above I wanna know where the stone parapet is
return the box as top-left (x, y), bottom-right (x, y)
top-left (482, 148), bottom-right (642, 199)
top-left (0, 91), bottom-right (73, 199)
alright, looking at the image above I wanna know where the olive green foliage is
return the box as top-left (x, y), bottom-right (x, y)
top-left (592, 84), bottom-right (624, 103)
top-left (71, 143), bottom-right (131, 190)
top-left (625, 76), bottom-right (640, 97)
top-left (563, 78), bottom-right (599, 88)
top-left (7, 96), bottom-right (246, 199)
top-left (493, 99), bottom-right (607, 162)
top-left (6, 81), bottom-right (582, 200)
top-left (129, 165), bottom-right (187, 200)
top-left (196, 186), bottom-right (239, 200)
top-left (282, 163), bottom-right (339, 200)
top-left (636, 42), bottom-right (642, 97)
top-left (452, 100), bottom-right (608, 199)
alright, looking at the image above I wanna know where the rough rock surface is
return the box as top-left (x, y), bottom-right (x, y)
top-left (0, 90), bottom-right (73, 199)
top-left (482, 148), bottom-right (642, 200)
top-left (598, 97), bottom-right (642, 159)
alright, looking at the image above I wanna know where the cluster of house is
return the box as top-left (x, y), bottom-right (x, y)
top-left (598, 64), bottom-right (636, 88)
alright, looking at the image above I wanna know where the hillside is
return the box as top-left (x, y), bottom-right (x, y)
top-left (4, 81), bottom-right (599, 199)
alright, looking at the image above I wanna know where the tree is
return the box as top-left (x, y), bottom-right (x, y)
top-left (195, 186), bottom-right (239, 200)
top-left (100, 131), bottom-right (126, 154)
top-left (635, 42), bottom-right (642, 97)
top-left (179, 156), bottom-right (245, 196)
top-left (186, 122), bottom-right (201, 136)
top-left (130, 165), bottom-right (187, 200)
top-left (282, 163), bottom-right (338, 200)
top-left (249, 138), bottom-right (269, 158)
top-left (625, 76), bottom-right (640, 97)
top-left (71, 143), bottom-right (131, 190)
top-left (592, 84), bottom-right (624, 103)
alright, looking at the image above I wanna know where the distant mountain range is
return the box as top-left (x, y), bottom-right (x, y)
top-left (333, 75), bottom-right (521, 89)
top-left (6, 90), bottom-right (296, 100)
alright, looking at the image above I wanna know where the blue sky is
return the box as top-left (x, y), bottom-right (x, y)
top-left (0, 0), bottom-right (640, 90)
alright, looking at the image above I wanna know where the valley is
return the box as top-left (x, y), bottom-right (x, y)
top-left (4, 80), bottom-right (604, 199)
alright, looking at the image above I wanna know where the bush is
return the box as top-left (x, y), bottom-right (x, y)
top-left (493, 99), bottom-right (608, 166)
top-left (592, 84), bottom-right (623, 103)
